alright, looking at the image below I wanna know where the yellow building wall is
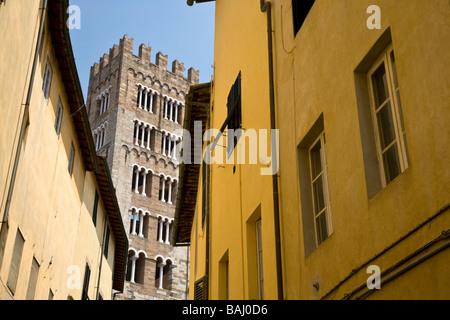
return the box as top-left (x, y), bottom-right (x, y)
top-left (188, 0), bottom-right (449, 301)
top-left (189, 0), bottom-right (280, 300)
top-left (272, 0), bottom-right (450, 299)
top-left (0, 0), bottom-right (41, 222)
top-left (0, 3), bottom-right (118, 300)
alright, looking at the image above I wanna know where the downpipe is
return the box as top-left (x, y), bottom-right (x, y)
top-left (260, 0), bottom-right (284, 301)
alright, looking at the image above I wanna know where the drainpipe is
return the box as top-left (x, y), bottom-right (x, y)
top-left (260, 0), bottom-right (284, 301)
top-left (1, 0), bottom-right (49, 230)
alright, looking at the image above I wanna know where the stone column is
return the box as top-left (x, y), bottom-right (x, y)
top-left (131, 211), bottom-right (138, 236)
top-left (161, 178), bottom-right (166, 202)
top-left (144, 89), bottom-right (149, 111)
top-left (129, 256), bottom-right (138, 283)
top-left (147, 128), bottom-right (152, 150)
top-left (138, 88), bottom-right (143, 109)
top-left (164, 221), bottom-right (170, 244)
top-left (174, 103), bottom-right (179, 123)
top-left (134, 123), bottom-right (140, 146)
top-left (167, 180), bottom-right (173, 205)
top-left (158, 263), bottom-right (165, 289)
top-left (158, 219), bottom-right (164, 243)
top-left (134, 170), bottom-right (140, 194)
top-left (162, 133), bottom-right (167, 156)
top-left (138, 213), bottom-right (145, 237)
top-left (149, 93), bottom-right (154, 113)
top-left (142, 172), bottom-right (148, 196)
top-left (140, 126), bottom-right (146, 148)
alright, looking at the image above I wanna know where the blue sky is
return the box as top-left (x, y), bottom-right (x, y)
top-left (69, 0), bottom-right (215, 100)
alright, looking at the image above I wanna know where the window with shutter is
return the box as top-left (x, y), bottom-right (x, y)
top-left (68, 143), bottom-right (75, 176)
top-left (227, 72), bottom-right (242, 156)
top-left (7, 229), bottom-right (25, 294)
top-left (26, 257), bottom-right (40, 300)
top-left (292, 0), bottom-right (315, 37)
top-left (42, 60), bottom-right (53, 100)
top-left (194, 276), bottom-right (208, 300)
top-left (54, 100), bottom-right (63, 136)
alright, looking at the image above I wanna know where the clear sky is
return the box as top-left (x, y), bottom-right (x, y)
top-left (69, 0), bottom-right (216, 100)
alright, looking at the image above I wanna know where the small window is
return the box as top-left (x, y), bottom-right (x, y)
top-left (42, 59), bottom-right (53, 100)
top-left (292, 0), bottom-right (315, 36)
top-left (54, 100), bottom-right (63, 136)
top-left (227, 72), bottom-right (242, 156)
top-left (92, 191), bottom-right (99, 227)
top-left (81, 263), bottom-right (91, 300)
top-left (7, 229), bottom-right (25, 294)
top-left (68, 143), bottom-right (75, 176)
top-left (308, 132), bottom-right (332, 247)
top-left (26, 257), bottom-right (40, 300)
top-left (367, 46), bottom-right (409, 187)
top-left (298, 115), bottom-right (333, 257)
top-left (104, 227), bottom-right (110, 259)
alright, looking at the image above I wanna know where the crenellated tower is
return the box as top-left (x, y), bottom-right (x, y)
top-left (86, 35), bottom-right (198, 300)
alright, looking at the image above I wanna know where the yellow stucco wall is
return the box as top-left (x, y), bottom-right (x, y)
top-left (274, 0), bottom-right (450, 300)
top-left (188, 0), bottom-right (450, 300)
top-left (189, 0), bottom-right (280, 300)
top-left (0, 1), bottom-right (118, 300)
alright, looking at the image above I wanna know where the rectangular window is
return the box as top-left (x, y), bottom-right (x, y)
top-left (292, 0), bottom-right (315, 36)
top-left (104, 227), bottom-right (110, 259)
top-left (7, 229), bottom-right (25, 294)
top-left (298, 115), bottom-right (333, 257)
top-left (255, 220), bottom-right (264, 300)
top-left (42, 59), bottom-right (53, 100)
top-left (368, 46), bottom-right (409, 187)
top-left (92, 191), bottom-right (99, 227)
top-left (308, 132), bottom-right (332, 247)
top-left (227, 72), bottom-right (242, 156)
top-left (68, 143), bottom-right (75, 176)
top-left (54, 100), bottom-right (63, 136)
top-left (81, 263), bottom-right (91, 300)
top-left (26, 257), bottom-right (40, 300)
top-left (219, 251), bottom-right (229, 300)
top-left (0, 224), bottom-right (8, 271)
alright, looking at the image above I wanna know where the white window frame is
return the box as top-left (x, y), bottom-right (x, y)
top-left (42, 59), bottom-right (53, 100)
top-left (367, 45), bottom-right (409, 187)
top-left (308, 131), bottom-right (333, 248)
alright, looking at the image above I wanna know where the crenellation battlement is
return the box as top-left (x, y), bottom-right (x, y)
top-left (90, 35), bottom-right (199, 84)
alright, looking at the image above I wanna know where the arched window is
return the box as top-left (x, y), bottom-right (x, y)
top-left (155, 256), bottom-right (174, 290)
top-left (130, 208), bottom-right (150, 238)
top-left (126, 249), bottom-right (147, 285)
top-left (131, 165), bottom-right (153, 197)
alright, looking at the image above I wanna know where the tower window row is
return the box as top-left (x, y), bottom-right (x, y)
top-left (136, 84), bottom-right (183, 124)
top-left (97, 86), bottom-right (112, 116)
top-left (93, 121), bottom-right (108, 151)
top-left (125, 249), bottom-right (174, 291)
top-left (131, 165), bottom-right (178, 204)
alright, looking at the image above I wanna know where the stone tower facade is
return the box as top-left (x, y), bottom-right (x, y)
top-left (86, 35), bottom-right (199, 300)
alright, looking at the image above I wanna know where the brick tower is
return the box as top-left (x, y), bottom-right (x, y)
top-left (86, 35), bottom-right (199, 300)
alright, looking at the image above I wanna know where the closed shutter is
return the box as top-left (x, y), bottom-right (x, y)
top-left (26, 257), bottom-right (40, 300)
top-left (7, 229), bottom-right (25, 294)
top-left (194, 276), bottom-right (208, 300)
